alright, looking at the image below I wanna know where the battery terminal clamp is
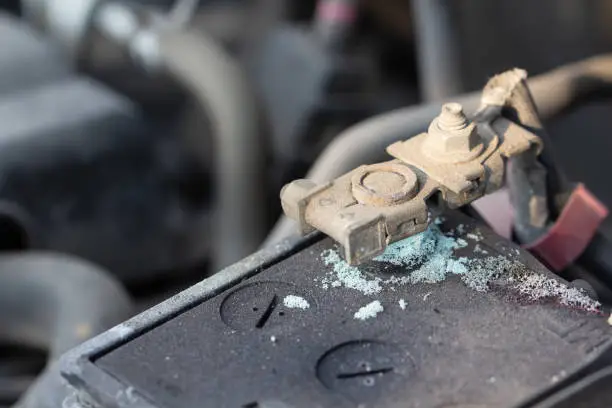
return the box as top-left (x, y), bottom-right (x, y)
top-left (281, 71), bottom-right (543, 265)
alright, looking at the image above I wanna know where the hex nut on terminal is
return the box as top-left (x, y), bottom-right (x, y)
top-left (422, 103), bottom-right (483, 163)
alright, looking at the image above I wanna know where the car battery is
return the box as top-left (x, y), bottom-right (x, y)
top-left (60, 211), bottom-right (612, 408)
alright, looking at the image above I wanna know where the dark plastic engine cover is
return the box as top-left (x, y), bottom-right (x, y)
top-left (61, 212), bottom-right (612, 408)
top-left (0, 78), bottom-right (210, 279)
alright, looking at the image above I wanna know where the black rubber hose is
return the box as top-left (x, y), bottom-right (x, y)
top-left (263, 54), bottom-right (612, 246)
top-left (526, 54), bottom-right (612, 119)
top-left (0, 252), bottom-right (132, 408)
top-left (158, 29), bottom-right (267, 270)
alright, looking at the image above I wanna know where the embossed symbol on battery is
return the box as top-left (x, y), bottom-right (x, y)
top-left (316, 340), bottom-right (412, 402)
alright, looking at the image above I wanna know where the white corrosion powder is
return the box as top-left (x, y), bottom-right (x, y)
top-left (283, 295), bottom-right (310, 309)
top-left (321, 249), bottom-right (382, 295)
top-left (354, 300), bottom-right (384, 320)
top-left (319, 222), bottom-right (601, 313)
top-left (515, 274), bottom-right (600, 313)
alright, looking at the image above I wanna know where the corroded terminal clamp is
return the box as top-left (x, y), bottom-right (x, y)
top-left (282, 84), bottom-right (542, 265)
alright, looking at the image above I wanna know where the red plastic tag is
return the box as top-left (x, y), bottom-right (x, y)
top-left (525, 184), bottom-right (608, 271)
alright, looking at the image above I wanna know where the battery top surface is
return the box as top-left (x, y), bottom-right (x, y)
top-left (94, 213), bottom-right (611, 408)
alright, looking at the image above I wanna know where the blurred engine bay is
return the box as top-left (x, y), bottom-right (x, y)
top-left (3, 0), bottom-right (612, 407)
